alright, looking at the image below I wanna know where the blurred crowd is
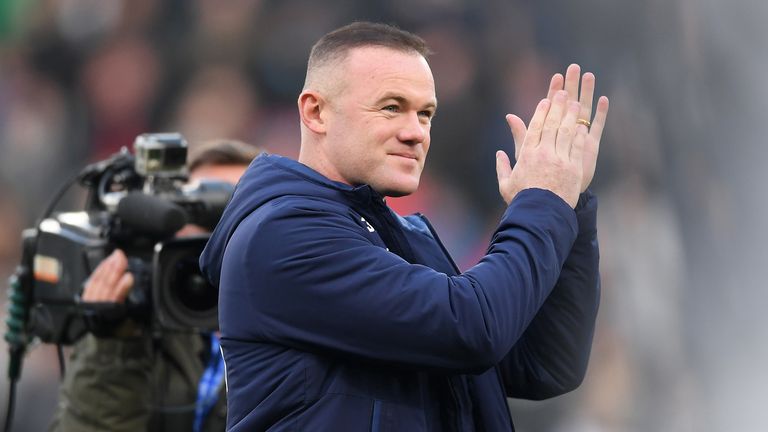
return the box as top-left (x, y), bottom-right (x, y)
top-left (2, 0), bottom-right (767, 431)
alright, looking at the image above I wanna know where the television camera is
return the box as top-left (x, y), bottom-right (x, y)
top-left (6, 133), bottom-right (232, 350)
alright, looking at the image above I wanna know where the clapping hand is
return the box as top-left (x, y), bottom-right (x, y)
top-left (496, 64), bottom-right (610, 206)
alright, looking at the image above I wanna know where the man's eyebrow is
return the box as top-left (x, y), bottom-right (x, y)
top-left (375, 93), bottom-right (437, 110)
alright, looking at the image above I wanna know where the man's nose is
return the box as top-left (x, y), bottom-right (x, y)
top-left (397, 111), bottom-right (428, 144)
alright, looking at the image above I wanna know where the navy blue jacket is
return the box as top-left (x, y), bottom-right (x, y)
top-left (200, 154), bottom-right (600, 431)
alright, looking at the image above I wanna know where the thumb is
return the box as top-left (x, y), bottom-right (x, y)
top-left (495, 150), bottom-right (512, 184)
top-left (506, 114), bottom-right (527, 160)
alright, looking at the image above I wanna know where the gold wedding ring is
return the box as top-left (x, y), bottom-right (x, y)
top-left (576, 118), bottom-right (591, 128)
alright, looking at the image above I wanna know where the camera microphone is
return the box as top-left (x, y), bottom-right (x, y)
top-left (117, 193), bottom-right (188, 237)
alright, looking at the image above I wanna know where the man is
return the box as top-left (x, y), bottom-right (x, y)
top-left (201, 22), bottom-right (609, 431)
top-left (50, 139), bottom-right (260, 432)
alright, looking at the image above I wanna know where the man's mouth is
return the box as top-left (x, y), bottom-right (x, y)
top-left (390, 152), bottom-right (418, 161)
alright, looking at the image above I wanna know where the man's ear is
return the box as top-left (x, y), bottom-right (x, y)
top-left (298, 90), bottom-right (327, 134)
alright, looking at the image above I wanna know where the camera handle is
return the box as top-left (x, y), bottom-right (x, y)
top-left (4, 270), bottom-right (28, 379)
top-left (3, 268), bottom-right (31, 432)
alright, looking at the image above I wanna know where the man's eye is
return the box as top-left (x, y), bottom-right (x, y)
top-left (418, 110), bottom-right (434, 119)
top-left (382, 105), bottom-right (399, 113)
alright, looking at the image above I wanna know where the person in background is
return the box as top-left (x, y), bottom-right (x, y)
top-left (50, 139), bottom-right (261, 432)
top-left (201, 22), bottom-right (609, 430)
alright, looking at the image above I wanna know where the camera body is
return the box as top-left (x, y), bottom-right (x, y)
top-left (21, 133), bottom-right (231, 344)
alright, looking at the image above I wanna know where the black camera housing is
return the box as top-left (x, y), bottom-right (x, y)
top-left (20, 133), bottom-right (230, 344)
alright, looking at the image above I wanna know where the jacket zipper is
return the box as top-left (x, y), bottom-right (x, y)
top-left (446, 377), bottom-right (463, 432)
top-left (419, 216), bottom-right (514, 430)
top-left (367, 208), bottom-right (466, 430)
top-left (494, 365), bottom-right (516, 429)
top-left (370, 400), bottom-right (382, 432)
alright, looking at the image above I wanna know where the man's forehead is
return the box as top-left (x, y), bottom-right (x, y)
top-left (344, 45), bottom-right (429, 69)
top-left (343, 47), bottom-right (435, 91)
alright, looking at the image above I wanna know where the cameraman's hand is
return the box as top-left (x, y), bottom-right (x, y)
top-left (496, 91), bottom-right (585, 208)
top-left (82, 249), bottom-right (134, 303)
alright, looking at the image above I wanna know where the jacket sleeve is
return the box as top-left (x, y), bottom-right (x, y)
top-left (219, 188), bottom-right (579, 372)
top-left (48, 334), bottom-right (154, 432)
top-left (499, 190), bottom-right (600, 399)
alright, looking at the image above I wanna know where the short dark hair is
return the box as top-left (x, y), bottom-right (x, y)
top-left (307, 22), bottom-right (432, 74)
top-left (187, 139), bottom-right (261, 173)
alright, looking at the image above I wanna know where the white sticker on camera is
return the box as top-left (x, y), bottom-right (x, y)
top-left (34, 255), bottom-right (61, 284)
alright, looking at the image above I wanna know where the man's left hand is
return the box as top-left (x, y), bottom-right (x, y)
top-left (507, 64), bottom-right (609, 192)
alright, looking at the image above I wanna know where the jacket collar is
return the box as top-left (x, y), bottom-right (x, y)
top-left (264, 154), bottom-right (387, 207)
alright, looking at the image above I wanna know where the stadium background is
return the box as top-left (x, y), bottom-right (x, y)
top-left (1, 1), bottom-right (766, 430)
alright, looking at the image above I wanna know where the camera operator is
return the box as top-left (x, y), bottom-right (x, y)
top-left (49, 139), bottom-right (261, 432)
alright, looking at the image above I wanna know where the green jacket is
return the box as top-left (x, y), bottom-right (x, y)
top-left (49, 332), bottom-right (226, 431)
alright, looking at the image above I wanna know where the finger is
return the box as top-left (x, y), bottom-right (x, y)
top-left (82, 276), bottom-right (101, 301)
top-left (546, 73), bottom-right (564, 100)
top-left (588, 96), bottom-right (610, 145)
top-left (102, 250), bottom-right (128, 291)
top-left (505, 114), bottom-right (527, 160)
top-left (496, 150), bottom-right (515, 205)
top-left (570, 124), bottom-right (588, 163)
top-left (83, 252), bottom-right (115, 301)
top-left (112, 272), bottom-right (134, 303)
top-left (556, 101), bottom-right (580, 159)
top-left (564, 64), bottom-right (581, 101)
top-left (539, 90), bottom-right (568, 151)
top-left (495, 150), bottom-right (513, 183)
top-left (523, 98), bottom-right (551, 150)
top-left (112, 249), bottom-right (129, 269)
top-left (578, 72), bottom-right (595, 121)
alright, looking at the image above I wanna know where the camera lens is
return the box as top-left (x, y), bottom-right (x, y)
top-left (170, 257), bottom-right (217, 312)
top-left (154, 237), bottom-right (218, 331)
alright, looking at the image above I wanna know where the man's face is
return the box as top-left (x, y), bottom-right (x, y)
top-left (176, 163), bottom-right (248, 236)
top-left (322, 47), bottom-right (436, 197)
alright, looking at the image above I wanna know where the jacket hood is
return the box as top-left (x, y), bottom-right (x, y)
top-left (199, 153), bottom-right (380, 287)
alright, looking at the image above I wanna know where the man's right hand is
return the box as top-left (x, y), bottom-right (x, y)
top-left (82, 249), bottom-right (134, 303)
top-left (496, 90), bottom-right (586, 208)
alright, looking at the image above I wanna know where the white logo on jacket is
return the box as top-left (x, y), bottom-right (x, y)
top-left (360, 216), bottom-right (375, 233)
